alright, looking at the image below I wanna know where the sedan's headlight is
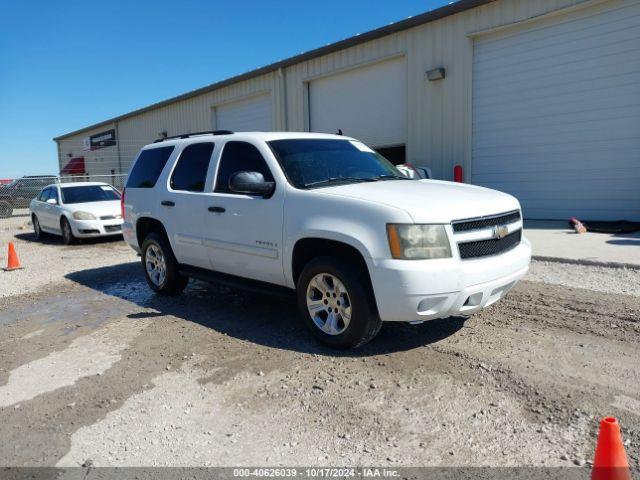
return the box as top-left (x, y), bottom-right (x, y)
top-left (386, 224), bottom-right (452, 259)
top-left (72, 211), bottom-right (96, 220)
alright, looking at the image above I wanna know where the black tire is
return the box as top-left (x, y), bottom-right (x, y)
top-left (0, 200), bottom-right (12, 218)
top-left (141, 231), bottom-right (188, 295)
top-left (297, 256), bottom-right (382, 349)
top-left (60, 217), bottom-right (76, 245)
top-left (32, 214), bottom-right (46, 239)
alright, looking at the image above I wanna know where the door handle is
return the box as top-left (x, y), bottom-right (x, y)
top-left (161, 200), bottom-right (175, 207)
top-left (208, 206), bottom-right (226, 213)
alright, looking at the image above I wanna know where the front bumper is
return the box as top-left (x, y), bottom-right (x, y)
top-left (369, 237), bottom-right (531, 322)
top-left (69, 218), bottom-right (124, 238)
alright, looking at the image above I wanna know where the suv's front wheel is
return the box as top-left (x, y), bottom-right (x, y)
top-left (141, 232), bottom-right (188, 295)
top-left (297, 256), bottom-right (382, 349)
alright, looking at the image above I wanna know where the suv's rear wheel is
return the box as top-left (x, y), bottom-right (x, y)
top-left (141, 232), bottom-right (188, 295)
top-left (61, 217), bottom-right (76, 245)
top-left (297, 256), bottom-right (382, 349)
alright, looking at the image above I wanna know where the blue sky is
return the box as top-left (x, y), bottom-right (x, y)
top-left (0, 0), bottom-right (451, 178)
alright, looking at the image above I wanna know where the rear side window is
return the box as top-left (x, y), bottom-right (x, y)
top-left (215, 142), bottom-right (274, 193)
top-left (126, 146), bottom-right (175, 188)
top-left (170, 143), bottom-right (214, 192)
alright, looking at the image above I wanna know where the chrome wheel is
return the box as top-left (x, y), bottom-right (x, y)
top-left (145, 244), bottom-right (167, 287)
top-left (306, 273), bottom-right (352, 336)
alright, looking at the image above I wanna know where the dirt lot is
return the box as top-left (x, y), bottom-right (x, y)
top-left (1, 216), bottom-right (639, 468)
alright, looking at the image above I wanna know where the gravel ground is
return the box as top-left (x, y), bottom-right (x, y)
top-left (528, 261), bottom-right (640, 298)
top-left (0, 214), bottom-right (135, 298)
top-left (0, 216), bottom-right (639, 468)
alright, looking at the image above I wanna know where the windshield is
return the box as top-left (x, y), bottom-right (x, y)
top-left (268, 139), bottom-right (409, 189)
top-left (61, 185), bottom-right (120, 204)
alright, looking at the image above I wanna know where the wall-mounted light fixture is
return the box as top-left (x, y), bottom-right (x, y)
top-left (160, 130), bottom-right (168, 139)
top-left (67, 153), bottom-right (73, 158)
top-left (426, 67), bottom-right (446, 81)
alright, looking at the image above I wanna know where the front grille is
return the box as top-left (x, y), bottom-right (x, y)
top-left (452, 210), bottom-right (521, 233)
top-left (458, 230), bottom-right (521, 259)
top-left (100, 215), bottom-right (116, 220)
top-left (104, 224), bottom-right (122, 232)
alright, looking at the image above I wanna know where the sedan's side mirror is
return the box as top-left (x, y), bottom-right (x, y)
top-left (46, 198), bottom-right (57, 205)
top-left (229, 171), bottom-right (275, 197)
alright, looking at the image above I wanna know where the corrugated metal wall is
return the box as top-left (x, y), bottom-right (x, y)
top-left (57, 0), bottom-right (593, 179)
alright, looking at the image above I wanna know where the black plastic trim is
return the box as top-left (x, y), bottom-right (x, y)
top-left (178, 264), bottom-right (295, 298)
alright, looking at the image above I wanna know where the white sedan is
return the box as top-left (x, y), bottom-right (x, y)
top-left (29, 182), bottom-right (123, 244)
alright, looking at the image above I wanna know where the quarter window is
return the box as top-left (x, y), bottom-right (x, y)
top-left (215, 142), bottom-right (274, 193)
top-left (37, 188), bottom-right (50, 201)
top-left (170, 143), bottom-right (214, 192)
top-left (126, 146), bottom-right (175, 189)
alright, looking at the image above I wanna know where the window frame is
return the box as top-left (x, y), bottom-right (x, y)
top-left (51, 186), bottom-right (61, 204)
top-left (213, 140), bottom-right (276, 196)
top-left (168, 141), bottom-right (215, 194)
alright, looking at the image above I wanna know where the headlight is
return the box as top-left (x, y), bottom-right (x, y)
top-left (72, 211), bottom-right (96, 220)
top-left (386, 224), bottom-right (452, 259)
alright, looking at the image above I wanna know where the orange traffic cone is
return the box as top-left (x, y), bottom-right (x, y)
top-left (3, 242), bottom-right (23, 271)
top-left (592, 417), bottom-right (630, 480)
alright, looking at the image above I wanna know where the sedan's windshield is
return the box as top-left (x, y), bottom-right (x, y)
top-left (268, 139), bottom-right (410, 189)
top-left (61, 185), bottom-right (120, 204)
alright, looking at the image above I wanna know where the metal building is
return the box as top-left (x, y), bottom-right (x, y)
top-left (54, 0), bottom-right (640, 221)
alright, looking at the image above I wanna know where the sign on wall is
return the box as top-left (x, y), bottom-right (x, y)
top-left (89, 129), bottom-right (117, 149)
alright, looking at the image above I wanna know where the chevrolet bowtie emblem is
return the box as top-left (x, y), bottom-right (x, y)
top-left (493, 225), bottom-right (509, 239)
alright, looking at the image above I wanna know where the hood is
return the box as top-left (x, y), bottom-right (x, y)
top-left (318, 179), bottom-right (521, 223)
top-left (63, 200), bottom-right (121, 217)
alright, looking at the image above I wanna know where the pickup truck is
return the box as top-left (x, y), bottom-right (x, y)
top-left (122, 131), bottom-right (531, 349)
top-left (0, 176), bottom-right (57, 218)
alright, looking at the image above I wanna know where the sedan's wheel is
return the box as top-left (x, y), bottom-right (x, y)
top-left (60, 217), bottom-right (76, 245)
top-left (306, 273), bottom-right (352, 336)
top-left (0, 201), bottom-right (12, 218)
top-left (141, 232), bottom-right (188, 295)
top-left (297, 256), bottom-right (382, 349)
top-left (32, 215), bottom-right (46, 239)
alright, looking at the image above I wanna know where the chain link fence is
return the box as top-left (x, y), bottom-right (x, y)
top-left (0, 174), bottom-right (126, 219)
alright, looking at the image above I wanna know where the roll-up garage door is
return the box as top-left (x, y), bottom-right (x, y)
top-left (308, 56), bottom-right (407, 149)
top-left (472, 1), bottom-right (640, 220)
top-left (215, 94), bottom-right (272, 132)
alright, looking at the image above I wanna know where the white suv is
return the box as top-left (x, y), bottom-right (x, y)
top-left (122, 131), bottom-right (531, 349)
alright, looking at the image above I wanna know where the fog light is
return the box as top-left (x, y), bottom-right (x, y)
top-left (417, 296), bottom-right (447, 315)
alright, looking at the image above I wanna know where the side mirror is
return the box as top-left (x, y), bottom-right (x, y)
top-left (46, 198), bottom-right (58, 205)
top-left (229, 171), bottom-right (275, 197)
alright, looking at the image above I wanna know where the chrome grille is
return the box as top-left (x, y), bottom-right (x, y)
top-left (458, 230), bottom-right (521, 259)
top-left (452, 210), bottom-right (521, 233)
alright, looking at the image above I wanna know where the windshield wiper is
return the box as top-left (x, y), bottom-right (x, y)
top-left (304, 177), bottom-right (378, 188)
top-left (373, 174), bottom-right (412, 181)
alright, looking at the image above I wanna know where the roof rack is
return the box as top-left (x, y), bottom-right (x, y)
top-left (153, 130), bottom-right (234, 143)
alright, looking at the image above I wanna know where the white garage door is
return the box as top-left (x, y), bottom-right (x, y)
top-left (215, 94), bottom-right (272, 132)
top-left (472, 1), bottom-right (640, 220)
top-left (309, 57), bottom-right (407, 148)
